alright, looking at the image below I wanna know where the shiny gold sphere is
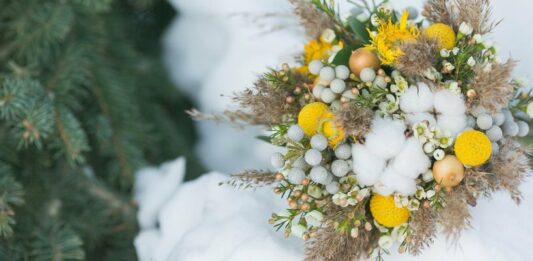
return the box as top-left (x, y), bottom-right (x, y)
top-left (349, 48), bottom-right (381, 77)
top-left (432, 155), bottom-right (465, 188)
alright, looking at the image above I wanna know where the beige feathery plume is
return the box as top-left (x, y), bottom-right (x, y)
top-left (336, 103), bottom-right (373, 139)
top-left (396, 35), bottom-right (440, 78)
top-left (467, 59), bottom-right (517, 113)
top-left (288, 0), bottom-right (333, 39)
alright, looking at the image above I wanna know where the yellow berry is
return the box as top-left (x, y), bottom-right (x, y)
top-left (370, 194), bottom-right (410, 228)
top-left (298, 102), bottom-right (328, 136)
top-left (425, 23), bottom-right (456, 50)
top-left (318, 111), bottom-right (344, 147)
top-left (454, 130), bottom-right (492, 166)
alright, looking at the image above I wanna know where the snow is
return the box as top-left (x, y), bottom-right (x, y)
top-left (134, 0), bottom-right (533, 260)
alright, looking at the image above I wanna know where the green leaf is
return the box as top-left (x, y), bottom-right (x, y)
top-left (256, 135), bottom-right (271, 143)
top-left (331, 44), bottom-right (362, 66)
top-left (347, 16), bottom-right (370, 43)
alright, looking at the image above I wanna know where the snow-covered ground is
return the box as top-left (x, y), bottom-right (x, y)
top-left (135, 0), bottom-right (533, 260)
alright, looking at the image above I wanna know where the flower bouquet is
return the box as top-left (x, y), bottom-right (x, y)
top-left (193, 0), bottom-right (532, 260)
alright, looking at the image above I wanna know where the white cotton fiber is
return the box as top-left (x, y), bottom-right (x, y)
top-left (400, 83), bottom-right (434, 113)
top-left (352, 144), bottom-right (386, 186)
top-left (399, 86), bottom-right (420, 113)
top-left (365, 117), bottom-right (406, 159)
top-left (434, 89), bottom-right (466, 115)
top-left (379, 167), bottom-right (417, 196)
top-left (437, 114), bottom-right (467, 136)
top-left (405, 112), bottom-right (437, 126)
top-left (374, 183), bottom-right (394, 196)
top-left (414, 82), bottom-right (435, 112)
top-left (391, 138), bottom-right (431, 179)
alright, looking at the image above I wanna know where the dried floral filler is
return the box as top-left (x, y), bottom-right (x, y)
top-left (202, 0), bottom-right (533, 260)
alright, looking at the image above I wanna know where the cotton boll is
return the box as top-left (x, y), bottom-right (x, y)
top-left (517, 121), bottom-right (530, 137)
top-left (312, 85), bottom-right (325, 98)
top-left (405, 112), bottom-right (437, 127)
top-left (288, 168), bottom-right (305, 184)
top-left (308, 60), bottom-right (324, 75)
top-left (379, 167), bottom-right (416, 196)
top-left (305, 149), bottom-right (322, 166)
top-left (374, 183), bottom-right (394, 196)
top-left (391, 138), bottom-right (431, 179)
top-left (502, 120), bottom-right (519, 137)
top-left (437, 114), bottom-right (467, 136)
top-left (326, 182), bottom-right (339, 194)
top-left (352, 144), bottom-right (386, 186)
top-left (321, 88), bottom-right (336, 103)
top-left (414, 82), bottom-right (435, 112)
top-left (335, 144), bottom-right (352, 159)
top-left (486, 126), bottom-right (503, 142)
top-left (434, 89), bottom-right (466, 115)
top-left (399, 86), bottom-right (420, 113)
top-left (365, 117), bottom-right (406, 159)
top-left (330, 79), bottom-right (346, 94)
top-left (476, 114), bottom-right (493, 130)
top-left (310, 166), bottom-right (328, 183)
top-left (493, 112), bottom-right (505, 126)
top-left (335, 65), bottom-right (350, 80)
top-left (331, 160), bottom-right (350, 177)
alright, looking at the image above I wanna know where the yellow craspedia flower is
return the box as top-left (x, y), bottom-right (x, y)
top-left (425, 23), bottom-right (456, 50)
top-left (370, 194), bottom-right (410, 228)
top-left (298, 102), bottom-right (328, 136)
top-left (366, 10), bottom-right (420, 65)
top-left (318, 111), bottom-right (344, 147)
top-left (454, 130), bottom-right (492, 166)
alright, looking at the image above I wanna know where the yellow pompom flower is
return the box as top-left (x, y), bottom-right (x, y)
top-left (425, 23), bottom-right (456, 50)
top-left (370, 194), bottom-right (410, 228)
top-left (366, 10), bottom-right (420, 65)
top-left (454, 130), bottom-right (492, 166)
top-left (298, 102), bottom-right (329, 136)
top-left (318, 111), bottom-right (345, 147)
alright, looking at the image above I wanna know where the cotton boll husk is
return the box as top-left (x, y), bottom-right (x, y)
top-left (379, 167), bottom-right (417, 196)
top-left (405, 112), bottom-right (436, 127)
top-left (434, 89), bottom-right (466, 115)
top-left (437, 114), bottom-right (467, 136)
top-left (365, 117), bottom-right (406, 159)
top-left (391, 137), bottom-right (431, 179)
top-left (352, 144), bottom-right (386, 186)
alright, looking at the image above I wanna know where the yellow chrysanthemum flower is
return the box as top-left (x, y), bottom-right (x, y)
top-left (298, 102), bottom-right (329, 136)
top-left (454, 130), bottom-right (492, 166)
top-left (366, 10), bottom-right (420, 65)
top-left (370, 194), bottom-right (410, 228)
top-left (318, 111), bottom-right (345, 147)
top-left (425, 23), bottom-right (456, 50)
top-left (300, 37), bottom-right (343, 74)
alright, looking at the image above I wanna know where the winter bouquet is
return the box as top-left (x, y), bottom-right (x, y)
top-left (192, 0), bottom-right (532, 260)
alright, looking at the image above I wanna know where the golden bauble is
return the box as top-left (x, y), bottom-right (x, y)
top-left (432, 155), bottom-right (465, 188)
top-left (349, 48), bottom-right (381, 77)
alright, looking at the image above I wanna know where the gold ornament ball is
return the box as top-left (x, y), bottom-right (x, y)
top-left (432, 155), bottom-right (465, 188)
top-left (349, 48), bottom-right (381, 77)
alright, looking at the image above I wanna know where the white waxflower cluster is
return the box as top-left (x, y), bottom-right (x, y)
top-left (400, 82), bottom-right (467, 137)
top-left (412, 121), bottom-right (453, 160)
top-left (352, 117), bottom-right (431, 196)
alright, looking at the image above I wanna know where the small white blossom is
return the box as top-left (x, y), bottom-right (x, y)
top-left (433, 149), bottom-right (445, 160)
top-left (426, 190), bottom-right (436, 199)
top-left (291, 224), bottom-right (307, 238)
top-left (467, 57), bottom-right (477, 67)
top-left (407, 199), bottom-right (420, 211)
top-left (378, 235), bottom-right (394, 250)
top-left (440, 49), bottom-right (450, 57)
top-left (452, 47), bottom-right (460, 55)
top-left (443, 61), bottom-right (455, 73)
top-left (423, 142), bottom-right (436, 153)
top-left (370, 14), bottom-right (380, 27)
top-left (305, 210), bottom-right (324, 227)
top-left (527, 102), bottom-right (533, 118)
top-left (445, 80), bottom-right (460, 93)
top-left (473, 34), bottom-right (483, 43)
top-left (321, 29), bottom-right (336, 43)
top-left (394, 75), bottom-right (409, 93)
top-left (459, 22), bottom-right (473, 36)
top-left (356, 12), bottom-right (370, 22)
top-left (415, 186), bottom-right (426, 199)
top-left (422, 170), bottom-right (434, 182)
